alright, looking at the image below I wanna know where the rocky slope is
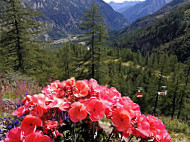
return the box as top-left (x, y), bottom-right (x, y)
top-left (24, 0), bottom-right (127, 40)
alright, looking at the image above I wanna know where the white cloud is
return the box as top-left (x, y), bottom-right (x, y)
top-left (103, 0), bottom-right (145, 3)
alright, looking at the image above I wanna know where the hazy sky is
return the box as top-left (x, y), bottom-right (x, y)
top-left (103, 0), bottom-right (145, 3)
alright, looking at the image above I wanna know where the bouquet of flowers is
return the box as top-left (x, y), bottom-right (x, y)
top-left (2, 78), bottom-right (171, 142)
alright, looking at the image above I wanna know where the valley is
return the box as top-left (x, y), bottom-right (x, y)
top-left (0, 0), bottom-right (190, 141)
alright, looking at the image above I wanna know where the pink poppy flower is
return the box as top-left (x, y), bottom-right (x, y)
top-left (111, 108), bottom-right (131, 132)
top-left (4, 127), bottom-right (23, 142)
top-left (118, 97), bottom-right (141, 118)
top-left (148, 115), bottom-right (166, 132)
top-left (73, 81), bottom-right (89, 97)
top-left (88, 79), bottom-right (99, 90)
top-left (20, 115), bottom-right (42, 136)
top-left (88, 79), bottom-right (100, 95)
top-left (160, 132), bottom-right (172, 142)
top-left (48, 98), bottom-right (70, 111)
top-left (69, 102), bottom-right (87, 122)
top-left (147, 115), bottom-right (168, 141)
top-left (25, 131), bottom-right (53, 142)
top-left (135, 115), bottom-right (150, 138)
top-left (108, 87), bottom-right (121, 99)
top-left (86, 98), bottom-right (105, 121)
top-left (50, 80), bottom-right (60, 90)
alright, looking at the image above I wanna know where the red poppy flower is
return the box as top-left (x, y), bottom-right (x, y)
top-left (112, 108), bottom-right (131, 132)
top-left (12, 106), bottom-right (25, 117)
top-left (30, 105), bottom-right (44, 118)
top-left (73, 81), bottom-right (89, 98)
top-left (69, 102), bottom-right (87, 122)
top-left (66, 77), bottom-right (75, 86)
top-left (4, 127), bottom-right (23, 142)
top-left (20, 115), bottom-right (42, 136)
top-left (50, 80), bottom-right (60, 90)
top-left (25, 131), bottom-right (53, 142)
top-left (43, 120), bottom-right (58, 130)
top-left (22, 95), bottom-right (32, 104)
top-left (86, 98), bottom-right (105, 122)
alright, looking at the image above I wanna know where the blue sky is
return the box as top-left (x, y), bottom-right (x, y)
top-left (103, 0), bottom-right (145, 3)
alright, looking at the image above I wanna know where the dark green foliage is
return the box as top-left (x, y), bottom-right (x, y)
top-left (0, 0), bottom-right (43, 72)
top-left (158, 116), bottom-right (190, 135)
top-left (118, 0), bottom-right (190, 35)
top-left (114, 1), bottom-right (190, 62)
top-left (78, 2), bottom-right (109, 79)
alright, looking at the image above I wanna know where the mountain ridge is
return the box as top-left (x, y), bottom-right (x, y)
top-left (114, 1), bottom-right (190, 62)
top-left (24, 0), bottom-right (128, 40)
top-left (122, 0), bottom-right (172, 23)
top-left (109, 1), bottom-right (141, 13)
top-left (119, 0), bottom-right (190, 34)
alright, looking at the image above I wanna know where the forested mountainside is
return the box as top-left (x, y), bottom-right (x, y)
top-left (114, 1), bottom-right (190, 62)
top-left (119, 0), bottom-right (190, 34)
top-left (122, 0), bottom-right (172, 23)
top-left (23, 0), bottom-right (127, 40)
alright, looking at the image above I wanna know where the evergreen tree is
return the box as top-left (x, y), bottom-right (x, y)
top-left (57, 44), bottom-right (79, 80)
top-left (0, 0), bottom-right (43, 72)
top-left (178, 59), bottom-right (190, 119)
top-left (78, 1), bottom-right (108, 79)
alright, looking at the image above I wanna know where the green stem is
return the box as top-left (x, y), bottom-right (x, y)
top-left (128, 135), bottom-right (133, 142)
top-left (92, 122), bottom-right (96, 140)
top-left (73, 123), bottom-right (76, 142)
top-left (107, 128), bottom-right (114, 142)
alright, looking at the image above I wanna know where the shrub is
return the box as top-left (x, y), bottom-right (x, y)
top-left (0, 72), bottom-right (40, 117)
top-left (158, 116), bottom-right (190, 135)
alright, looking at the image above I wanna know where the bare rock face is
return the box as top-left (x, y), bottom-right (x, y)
top-left (24, 0), bottom-right (128, 40)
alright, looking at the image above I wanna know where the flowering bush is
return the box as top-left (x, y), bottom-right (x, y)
top-left (1, 78), bottom-right (171, 142)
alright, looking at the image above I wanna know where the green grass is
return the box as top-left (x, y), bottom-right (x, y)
top-left (158, 116), bottom-right (190, 141)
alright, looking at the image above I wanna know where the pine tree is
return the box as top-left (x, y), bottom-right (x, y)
top-left (57, 44), bottom-right (77, 80)
top-left (177, 60), bottom-right (190, 119)
top-left (78, 1), bottom-right (108, 79)
top-left (0, 0), bottom-right (43, 72)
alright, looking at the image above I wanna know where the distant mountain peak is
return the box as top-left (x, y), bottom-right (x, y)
top-left (122, 0), bottom-right (172, 23)
top-left (108, 0), bottom-right (142, 13)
